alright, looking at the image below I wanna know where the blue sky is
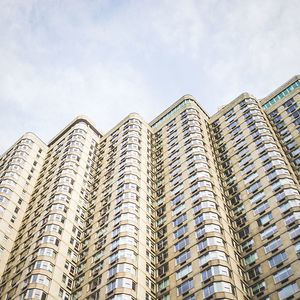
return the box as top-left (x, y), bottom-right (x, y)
top-left (1, 0), bottom-right (300, 153)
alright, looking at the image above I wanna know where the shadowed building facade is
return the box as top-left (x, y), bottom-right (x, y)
top-left (0, 75), bottom-right (300, 300)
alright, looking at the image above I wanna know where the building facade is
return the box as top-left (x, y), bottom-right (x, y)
top-left (0, 75), bottom-right (300, 300)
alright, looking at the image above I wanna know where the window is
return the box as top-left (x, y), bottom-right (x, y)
top-left (278, 282), bottom-right (299, 299)
top-left (242, 163), bottom-right (254, 174)
top-left (273, 266), bottom-right (292, 283)
top-left (257, 212), bottom-right (273, 226)
top-left (191, 190), bottom-right (214, 202)
top-left (280, 200), bottom-right (300, 213)
top-left (173, 225), bottom-right (188, 239)
top-left (171, 183), bottom-right (183, 195)
top-left (268, 169), bottom-right (290, 181)
top-left (173, 214), bottom-right (187, 227)
top-left (187, 154), bottom-right (207, 165)
top-left (171, 175), bottom-right (182, 186)
top-left (175, 250), bottom-right (191, 265)
top-left (93, 250), bottom-right (104, 262)
top-left (172, 203), bottom-right (185, 215)
top-left (289, 226), bottom-right (300, 239)
top-left (244, 252), bottom-right (258, 266)
top-left (285, 212), bottom-right (300, 226)
top-left (108, 264), bottom-right (136, 277)
top-left (261, 225), bottom-right (278, 240)
top-left (176, 264), bottom-right (192, 280)
top-left (172, 193), bottom-right (184, 206)
top-left (224, 108), bottom-right (234, 118)
top-left (157, 239), bottom-right (167, 252)
top-left (248, 265), bottom-right (262, 279)
top-left (112, 225), bottom-right (138, 237)
top-left (228, 120), bottom-right (238, 130)
top-left (109, 250), bottom-right (136, 264)
top-left (239, 155), bottom-right (252, 166)
top-left (58, 288), bottom-right (70, 300)
top-left (247, 181), bottom-right (261, 194)
top-left (195, 212), bottom-right (219, 226)
top-left (251, 191), bottom-right (265, 204)
top-left (264, 159), bottom-right (285, 171)
top-left (107, 278), bottom-right (136, 293)
top-left (241, 239), bottom-right (254, 251)
top-left (201, 265), bottom-right (229, 281)
top-left (45, 224), bottom-right (62, 234)
top-left (48, 213), bottom-right (65, 223)
top-left (25, 289), bottom-right (47, 300)
top-left (235, 139), bottom-right (247, 150)
top-left (291, 148), bottom-right (300, 157)
top-left (193, 201), bottom-right (216, 213)
top-left (252, 281), bottom-right (266, 295)
top-left (254, 202), bottom-right (269, 215)
top-left (37, 247), bottom-right (56, 257)
top-left (264, 238), bottom-right (282, 253)
top-left (29, 274), bottom-right (50, 286)
top-left (158, 278), bottom-right (169, 292)
top-left (158, 250), bottom-right (168, 263)
top-left (261, 150), bottom-right (282, 162)
top-left (295, 242), bottom-right (300, 254)
top-left (189, 171), bottom-right (210, 181)
top-left (40, 235), bottom-right (59, 246)
top-left (174, 237), bottom-right (189, 252)
top-left (0, 187), bottom-right (12, 194)
top-left (238, 226), bottom-right (250, 239)
top-left (158, 263), bottom-right (169, 276)
top-left (33, 261), bottom-right (53, 272)
top-left (198, 237), bottom-right (224, 251)
top-left (199, 251), bottom-right (227, 266)
top-left (170, 165), bottom-right (181, 177)
top-left (268, 251), bottom-right (288, 268)
top-left (203, 282), bottom-right (233, 298)
top-left (235, 214), bottom-right (247, 227)
top-left (283, 98), bottom-right (295, 108)
top-left (196, 224), bottom-right (221, 238)
top-left (182, 295), bottom-right (195, 300)
top-left (272, 178), bottom-right (294, 191)
top-left (190, 180), bottom-right (212, 193)
top-left (62, 273), bottom-right (73, 290)
top-left (230, 126), bottom-right (241, 136)
top-left (0, 195), bottom-right (8, 204)
top-left (238, 147), bottom-right (249, 158)
top-left (177, 279), bottom-right (193, 295)
top-left (114, 213), bottom-right (138, 224)
top-left (91, 262), bottom-right (103, 276)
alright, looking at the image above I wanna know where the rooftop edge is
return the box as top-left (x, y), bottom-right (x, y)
top-left (48, 115), bottom-right (103, 146)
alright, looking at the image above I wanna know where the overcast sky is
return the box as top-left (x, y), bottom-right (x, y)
top-left (1, 0), bottom-right (300, 153)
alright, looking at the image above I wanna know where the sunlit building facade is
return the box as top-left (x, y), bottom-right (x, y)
top-left (0, 75), bottom-right (300, 300)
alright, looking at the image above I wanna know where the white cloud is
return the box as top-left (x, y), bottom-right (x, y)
top-left (0, 0), bottom-right (300, 153)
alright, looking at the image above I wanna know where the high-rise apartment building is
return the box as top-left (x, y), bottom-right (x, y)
top-left (0, 75), bottom-right (300, 300)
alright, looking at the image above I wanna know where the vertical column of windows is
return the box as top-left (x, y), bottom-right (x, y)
top-left (267, 93), bottom-right (300, 178)
top-left (213, 98), bottom-right (300, 299)
top-left (0, 135), bottom-right (47, 296)
top-left (155, 106), bottom-right (238, 300)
